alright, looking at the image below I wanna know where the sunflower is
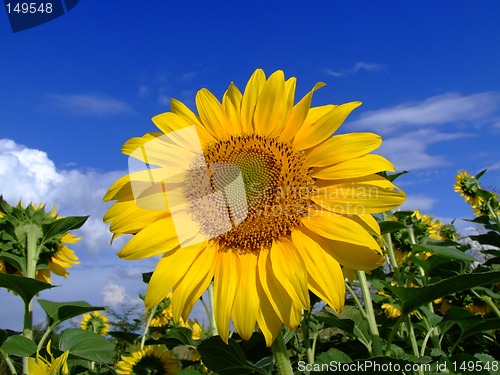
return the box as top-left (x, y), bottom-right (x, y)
top-left (381, 303), bottom-right (401, 319)
top-left (80, 311), bottom-right (110, 336)
top-left (115, 345), bottom-right (181, 375)
top-left (28, 341), bottom-right (69, 375)
top-left (0, 200), bottom-right (81, 283)
top-left (454, 170), bottom-right (480, 204)
top-left (104, 69), bottom-right (405, 345)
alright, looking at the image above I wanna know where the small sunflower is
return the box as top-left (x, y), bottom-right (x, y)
top-left (115, 345), bottom-right (181, 375)
top-left (0, 199), bottom-right (82, 283)
top-left (80, 311), bottom-right (110, 336)
top-left (454, 171), bottom-right (480, 204)
top-left (381, 303), bottom-right (401, 319)
top-left (104, 69), bottom-right (405, 345)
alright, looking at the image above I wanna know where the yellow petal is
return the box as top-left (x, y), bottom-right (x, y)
top-left (257, 248), bottom-right (301, 329)
top-left (145, 242), bottom-right (207, 307)
top-left (305, 132), bottom-right (382, 167)
top-left (269, 239), bottom-right (309, 309)
top-left (254, 70), bottom-right (286, 135)
top-left (196, 88), bottom-right (231, 140)
top-left (117, 216), bottom-right (180, 260)
top-left (312, 182), bottom-right (406, 214)
top-left (104, 201), bottom-right (167, 235)
top-left (222, 83), bottom-right (243, 134)
top-left (301, 226), bottom-right (385, 271)
top-left (256, 285), bottom-right (282, 346)
top-left (293, 102), bottom-right (361, 150)
top-left (232, 252), bottom-right (259, 340)
top-left (302, 208), bottom-right (380, 250)
top-left (240, 69), bottom-right (266, 133)
top-left (279, 82), bottom-right (325, 143)
top-left (214, 250), bottom-right (240, 343)
top-left (155, 103), bottom-right (214, 145)
top-left (171, 244), bottom-right (218, 321)
top-left (312, 154), bottom-right (395, 180)
top-left (292, 229), bottom-right (345, 312)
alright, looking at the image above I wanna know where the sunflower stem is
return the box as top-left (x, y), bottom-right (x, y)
top-left (0, 349), bottom-right (17, 375)
top-left (207, 283), bottom-right (218, 336)
top-left (23, 224), bottom-right (41, 375)
top-left (271, 329), bottom-right (293, 375)
top-left (345, 282), bottom-right (368, 320)
top-left (356, 270), bottom-right (383, 356)
top-left (141, 305), bottom-right (158, 350)
top-left (301, 310), bottom-right (315, 371)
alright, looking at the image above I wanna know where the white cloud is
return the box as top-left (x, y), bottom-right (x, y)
top-left (325, 61), bottom-right (385, 77)
top-left (45, 93), bottom-right (133, 115)
top-left (400, 194), bottom-right (437, 211)
top-left (101, 282), bottom-right (127, 306)
top-left (349, 92), bottom-right (500, 134)
top-left (378, 129), bottom-right (472, 171)
top-left (0, 138), bottom-right (125, 256)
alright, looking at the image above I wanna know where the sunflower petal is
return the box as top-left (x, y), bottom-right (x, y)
top-left (171, 244), bottom-right (218, 321)
top-left (145, 242), bottom-right (207, 307)
top-left (292, 229), bottom-right (345, 312)
top-left (232, 252), bottom-right (259, 340)
top-left (312, 182), bottom-right (406, 214)
top-left (214, 250), bottom-right (240, 343)
top-left (312, 154), bottom-right (395, 180)
top-left (196, 89), bottom-right (232, 140)
top-left (240, 69), bottom-right (266, 133)
top-left (280, 82), bottom-right (325, 143)
top-left (222, 83), bottom-right (243, 134)
top-left (269, 239), bottom-right (309, 309)
top-left (305, 132), bottom-right (382, 167)
top-left (117, 216), bottom-right (179, 260)
top-left (302, 208), bottom-right (381, 250)
top-left (254, 70), bottom-right (286, 135)
top-left (293, 101), bottom-right (361, 150)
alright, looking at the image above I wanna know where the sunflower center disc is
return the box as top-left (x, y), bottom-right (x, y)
top-left (184, 134), bottom-right (314, 252)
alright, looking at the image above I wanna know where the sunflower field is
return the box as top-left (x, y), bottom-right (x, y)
top-left (1, 70), bottom-right (499, 375)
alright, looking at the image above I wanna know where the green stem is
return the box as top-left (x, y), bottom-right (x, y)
top-left (23, 224), bottom-right (41, 375)
top-left (345, 282), bottom-right (368, 319)
top-left (37, 322), bottom-right (58, 352)
top-left (271, 329), bottom-right (293, 375)
top-left (385, 315), bottom-right (405, 355)
top-left (356, 270), bottom-right (383, 356)
top-left (301, 310), bottom-right (314, 373)
top-left (0, 349), bottom-right (17, 375)
top-left (141, 305), bottom-right (158, 350)
top-left (207, 283), bottom-right (218, 336)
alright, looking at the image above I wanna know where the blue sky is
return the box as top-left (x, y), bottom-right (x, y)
top-left (1, 1), bottom-right (499, 329)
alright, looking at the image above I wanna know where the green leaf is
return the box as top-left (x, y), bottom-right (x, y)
top-left (379, 220), bottom-right (407, 234)
top-left (37, 299), bottom-right (105, 324)
top-left (198, 336), bottom-right (266, 375)
top-left (41, 216), bottom-right (88, 243)
top-left (0, 273), bottom-right (53, 304)
top-left (462, 318), bottom-right (500, 339)
top-left (148, 327), bottom-right (194, 348)
top-left (386, 271), bottom-right (500, 314)
top-left (316, 312), bottom-right (355, 334)
top-left (108, 331), bottom-right (140, 344)
top-left (412, 243), bottom-right (476, 262)
top-left (178, 369), bottom-right (204, 375)
top-left (0, 335), bottom-right (37, 357)
top-left (471, 231), bottom-right (500, 248)
top-left (59, 328), bottom-right (113, 363)
top-left (315, 348), bottom-right (352, 365)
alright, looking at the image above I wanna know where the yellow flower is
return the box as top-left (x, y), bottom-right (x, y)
top-left (381, 303), bottom-right (401, 319)
top-left (104, 69), bottom-right (405, 345)
top-left (454, 170), bottom-right (480, 204)
top-left (116, 345), bottom-right (181, 375)
top-left (28, 341), bottom-right (69, 375)
top-left (80, 311), bottom-right (110, 336)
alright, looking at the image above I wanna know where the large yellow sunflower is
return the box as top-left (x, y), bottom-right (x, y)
top-left (80, 311), bottom-right (110, 336)
top-left (104, 69), bottom-right (405, 345)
